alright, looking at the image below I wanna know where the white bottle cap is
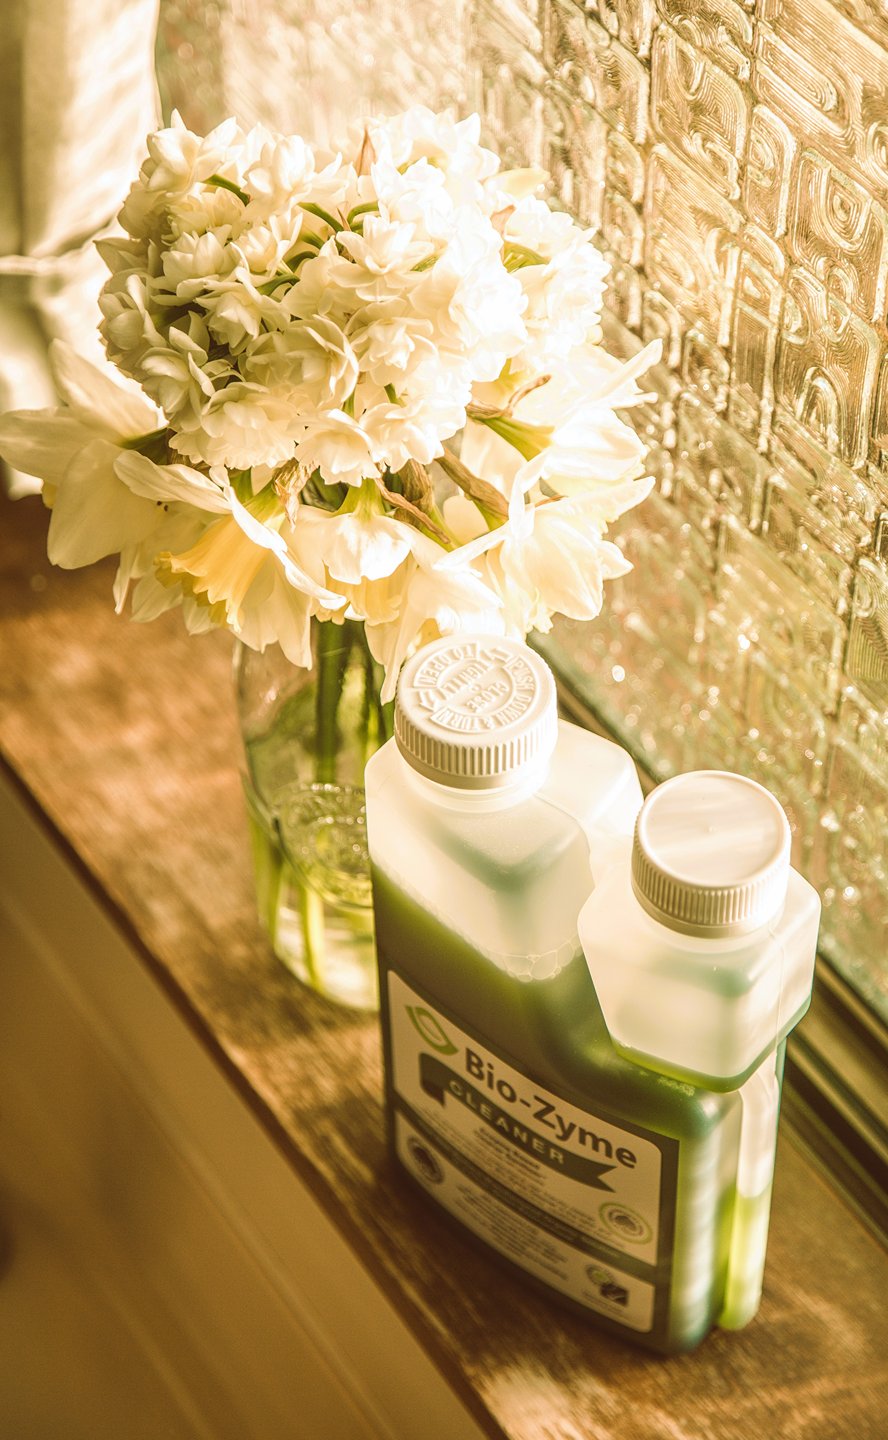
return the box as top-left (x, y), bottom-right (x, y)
top-left (631, 771), bottom-right (791, 937)
top-left (395, 635), bottom-right (558, 790)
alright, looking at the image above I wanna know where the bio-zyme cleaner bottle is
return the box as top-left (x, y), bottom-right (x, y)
top-left (365, 636), bottom-right (820, 1353)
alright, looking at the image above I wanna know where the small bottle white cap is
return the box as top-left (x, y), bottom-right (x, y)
top-left (631, 771), bottom-right (791, 937)
top-left (395, 635), bottom-right (558, 790)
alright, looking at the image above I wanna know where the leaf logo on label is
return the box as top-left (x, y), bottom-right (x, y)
top-left (406, 1006), bottom-right (458, 1055)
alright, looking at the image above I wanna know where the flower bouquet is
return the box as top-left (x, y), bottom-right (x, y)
top-left (0, 105), bottom-right (659, 1007)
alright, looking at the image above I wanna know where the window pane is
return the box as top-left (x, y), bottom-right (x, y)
top-left (155, 0), bottom-right (888, 1025)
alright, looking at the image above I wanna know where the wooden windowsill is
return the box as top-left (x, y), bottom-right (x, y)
top-left (2, 488), bottom-right (887, 1439)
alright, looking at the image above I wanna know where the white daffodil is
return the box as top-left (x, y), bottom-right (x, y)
top-left (294, 408), bottom-right (378, 487)
top-left (17, 106), bottom-right (658, 677)
top-left (441, 470), bottom-right (651, 635)
top-left (260, 316), bottom-right (359, 408)
top-left (292, 480), bottom-right (416, 587)
top-left (170, 383), bottom-right (297, 471)
top-left (365, 531), bottom-right (503, 701)
top-left (244, 133), bottom-right (319, 218)
top-left (351, 311), bottom-right (437, 389)
top-left (471, 340), bottom-right (662, 497)
top-left (94, 449), bottom-right (230, 606)
top-left (158, 228), bottom-right (235, 300)
top-left (361, 392), bottom-right (466, 473)
top-left (370, 155), bottom-right (455, 243)
top-left (337, 211), bottom-right (434, 300)
top-left (118, 114), bottom-right (248, 243)
top-left (114, 510), bottom-right (209, 617)
top-left (158, 488), bottom-right (345, 665)
top-left (0, 341), bottom-right (169, 565)
top-left (411, 224), bottom-right (527, 382)
top-left (368, 107), bottom-right (499, 204)
top-left (496, 488), bottom-right (645, 633)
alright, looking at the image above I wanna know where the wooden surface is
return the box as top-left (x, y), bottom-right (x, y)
top-left (2, 485), bottom-right (888, 1440)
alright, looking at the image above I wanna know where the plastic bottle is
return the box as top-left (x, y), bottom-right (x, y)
top-left (578, 770), bottom-right (820, 1334)
top-left (365, 635), bottom-right (780, 1352)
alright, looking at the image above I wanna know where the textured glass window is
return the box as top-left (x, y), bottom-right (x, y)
top-left (156, 0), bottom-right (888, 1026)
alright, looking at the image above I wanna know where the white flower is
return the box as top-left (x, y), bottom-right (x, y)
top-left (412, 223), bottom-right (527, 381)
top-left (337, 211), bottom-right (433, 296)
top-left (142, 113), bottom-right (244, 196)
top-left (366, 532), bottom-right (503, 701)
top-left (171, 384), bottom-right (297, 471)
top-left (258, 317), bottom-right (359, 408)
top-left (352, 311), bottom-right (438, 389)
top-left (159, 228), bottom-right (234, 299)
top-left (3, 106), bottom-right (658, 680)
top-left (442, 473), bottom-right (651, 634)
top-left (118, 114), bottom-right (247, 241)
top-left (158, 489), bottom-right (345, 665)
top-left (499, 195), bottom-right (584, 260)
top-left (294, 408), bottom-right (377, 487)
top-left (370, 156), bottom-right (456, 242)
top-left (99, 272), bottom-right (166, 374)
top-left (504, 487), bottom-right (645, 631)
top-left (165, 184), bottom-right (247, 241)
top-left (137, 317), bottom-right (228, 422)
top-left (293, 481), bottom-right (416, 585)
top-left (516, 245), bottom-right (610, 371)
top-left (0, 342), bottom-right (169, 571)
top-left (362, 393), bottom-right (465, 472)
top-left (244, 134), bottom-right (319, 217)
top-left (473, 340), bottom-right (662, 497)
top-left (367, 108), bottom-right (499, 203)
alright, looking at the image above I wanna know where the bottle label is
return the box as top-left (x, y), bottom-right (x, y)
top-left (388, 972), bottom-right (677, 1334)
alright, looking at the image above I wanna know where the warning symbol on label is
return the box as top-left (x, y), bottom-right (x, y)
top-left (586, 1264), bottom-right (629, 1307)
top-left (407, 1136), bottom-right (445, 1186)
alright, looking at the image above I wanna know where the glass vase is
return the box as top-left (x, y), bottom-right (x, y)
top-left (234, 619), bottom-right (393, 1010)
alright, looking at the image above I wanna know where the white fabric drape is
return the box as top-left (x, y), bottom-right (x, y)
top-left (0, 0), bottom-right (160, 494)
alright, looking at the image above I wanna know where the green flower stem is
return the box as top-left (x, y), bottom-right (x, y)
top-left (315, 621), bottom-right (353, 784)
top-left (205, 173), bottom-right (250, 205)
top-left (298, 881), bottom-right (325, 990)
top-left (359, 631), bottom-right (394, 762)
top-left (243, 777), bottom-right (287, 940)
top-left (346, 201), bottom-right (379, 228)
top-left (301, 201), bottom-right (342, 232)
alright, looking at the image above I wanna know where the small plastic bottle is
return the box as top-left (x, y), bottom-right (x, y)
top-left (365, 635), bottom-right (768, 1352)
top-left (578, 769), bottom-right (820, 1336)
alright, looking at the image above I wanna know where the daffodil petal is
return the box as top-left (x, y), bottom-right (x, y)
top-left (115, 451), bottom-right (231, 512)
top-left (47, 439), bottom-right (158, 568)
top-left (50, 339), bottom-right (161, 437)
top-left (228, 492), bottom-right (347, 608)
top-left (0, 412), bottom-right (96, 486)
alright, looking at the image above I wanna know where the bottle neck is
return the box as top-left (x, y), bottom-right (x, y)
top-left (399, 753), bottom-right (550, 811)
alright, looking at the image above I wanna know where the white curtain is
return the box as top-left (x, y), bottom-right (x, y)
top-left (0, 0), bottom-right (160, 494)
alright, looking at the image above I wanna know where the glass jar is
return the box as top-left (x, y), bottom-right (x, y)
top-left (235, 618), bottom-right (393, 1010)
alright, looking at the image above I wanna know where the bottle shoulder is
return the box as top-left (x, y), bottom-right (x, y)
top-left (366, 723), bottom-right (641, 833)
